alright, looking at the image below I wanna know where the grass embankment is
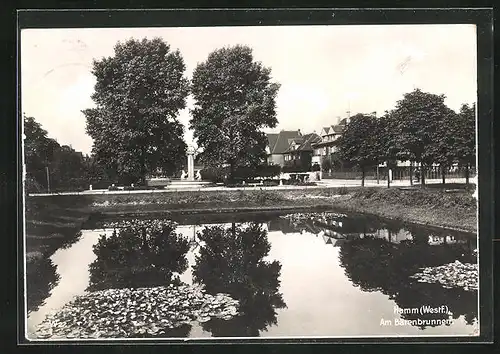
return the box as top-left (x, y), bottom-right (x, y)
top-left (83, 185), bottom-right (476, 232)
top-left (332, 186), bottom-right (477, 233)
top-left (25, 184), bottom-right (477, 258)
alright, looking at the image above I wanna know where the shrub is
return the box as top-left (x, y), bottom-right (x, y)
top-left (233, 166), bottom-right (256, 180)
top-left (108, 185), bottom-right (119, 191)
top-left (321, 158), bottom-right (332, 172)
top-left (91, 180), bottom-right (116, 189)
top-left (311, 163), bottom-right (321, 172)
top-left (200, 166), bottom-right (227, 183)
top-left (123, 185), bottom-right (163, 191)
top-left (282, 163), bottom-right (310, 173)
top-left (255, 164), bottom-right (282, 178)
top-left (262, 180), bottom-right (279, 186)
top-left (282, 178), bottom-right (315, 186)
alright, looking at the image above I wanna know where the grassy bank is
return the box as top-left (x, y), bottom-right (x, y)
top-left (25, 185), bottom-right (477, 258)
top-left (89, 185), bottom-right (476, 232)
top-left (331, 187), bottom-right (477, 233)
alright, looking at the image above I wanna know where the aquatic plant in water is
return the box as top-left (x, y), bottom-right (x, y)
top-left (34, 284), bottom-right (240, 339)
top-left (410, 260), bottom-right (478, 291)
top-left (33, 218), bottom-right (245, 339)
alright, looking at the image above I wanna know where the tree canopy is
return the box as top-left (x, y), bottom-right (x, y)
top-left (190, 45), bottom-right (280, 181)
top-left (24, 115), bottom-right (87, 192)
top-left (454, 103), bottom-right (476, 167)
top-left (390, 89), bottom-right (454, 185)
top-left (336, 113), bottom-right (380, 186)
top-left (83, 37), bottom-right (190, 184)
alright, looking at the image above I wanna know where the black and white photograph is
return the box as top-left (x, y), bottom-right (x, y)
top-left (20, 12), bottom-right (486, 341)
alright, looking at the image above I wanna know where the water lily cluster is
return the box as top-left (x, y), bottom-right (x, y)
top-left (410, 260), bottom-right (478, 291)
top-left (35, 284), bottom-right (240, 339)
top-left (101, 218), bottom-right (171, 232)
top-left (281, 212), bottom-right (346, 224)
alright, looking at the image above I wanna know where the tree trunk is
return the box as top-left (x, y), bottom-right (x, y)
top-left (421, 163), bottom-right (426, 187)
top-left (409, 162), bottom-right (413, 186)
top-left (140, 147), bottom-right (147, 185)
top-left (387, 165), bottom-right (391, 188)
top-left (229, 161), bottom-right (235, 184)
top-left (361, 166), bottom-right (365, 187)
top-left (465, 164), bottom-right (470, 185)
top-left (441, 164), bottom-right (446, 185)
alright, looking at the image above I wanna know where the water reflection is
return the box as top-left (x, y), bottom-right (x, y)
top-left (28, 211), bottom-right (477, 338)
top-left (338, 237), bottom-right (477, 328)
top-left (192, 223), bottom-right (286, 337)
top-left (26, 256), bottom-right (60, 313)
top-left (87, 220), bottom-right (190, 291)
top-left (272, 212), bottom-right (476, 251)
top-left (268, 212), bottom-right (477, 328)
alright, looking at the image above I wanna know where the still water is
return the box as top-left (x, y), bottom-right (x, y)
top-left (26, 211), bottom-right (478, 339)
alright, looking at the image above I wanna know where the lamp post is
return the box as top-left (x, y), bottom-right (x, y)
top-left (45, 166), bottom-right (50, 193)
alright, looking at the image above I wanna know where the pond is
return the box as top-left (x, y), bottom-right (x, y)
top-left (26, 210), bottom-right (479, 339)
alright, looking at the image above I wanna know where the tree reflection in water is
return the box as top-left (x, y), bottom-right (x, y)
top-left (26, 255), bottom-right (60, 313)
top-left (192, 222), bottom-right (286, 337)
top-left (338, 235), bottom-right (477, 329)
top-left (87, 220), bottom-right (190, 291)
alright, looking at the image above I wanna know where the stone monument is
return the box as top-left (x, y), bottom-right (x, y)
top-left (187, 145), bottom-right (195, 181)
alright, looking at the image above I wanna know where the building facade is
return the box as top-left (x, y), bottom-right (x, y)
top-left (282, 133), bottom-right (322, 171)
top-left (311, 118), bottom-right (347, 165)
top-left (266, 130), bottom-right (302, 166)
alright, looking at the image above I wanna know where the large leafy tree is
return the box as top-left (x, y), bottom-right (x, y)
top-left (190, 45), bottom-right (280, 182)
top-left (336, 113), bottom-right (379, 186)
top-left (391, 89), bottom-right (453, 186)
top-left (454, 103), bottom-right (476, 185)
top-left (372, 112), bottom-right (399, 187)
top-left (50, 145), bottom-right (86, 189)
top-left (427, 108), bottom-right (460, 185)
top-left (24, 115), bottom-right (87, 192)
top-left (83, 37), bottom-right (189, 184)
top-left (23, 115), bottom-right (59, 190)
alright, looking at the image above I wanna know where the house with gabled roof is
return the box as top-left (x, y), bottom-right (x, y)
top-left (266, 130), bottom-right (302, 166)
top-left (282, 132), bottom-right (322, 171)
top-left (311, 118), bottom-right (348, 165)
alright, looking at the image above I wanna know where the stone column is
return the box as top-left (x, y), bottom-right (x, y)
top-left (187, 146), bottom-right (195, 181)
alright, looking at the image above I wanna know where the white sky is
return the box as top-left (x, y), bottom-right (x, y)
top-left (21, 25), bottom-right (477, 155)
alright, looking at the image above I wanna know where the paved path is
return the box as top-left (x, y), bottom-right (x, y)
top-left (28, 178), bottom-right (471, 197)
